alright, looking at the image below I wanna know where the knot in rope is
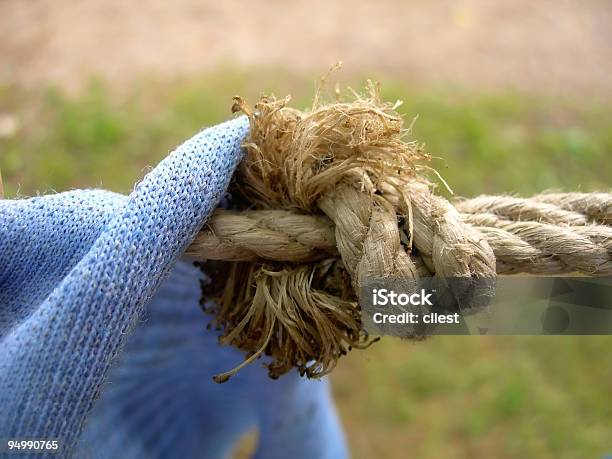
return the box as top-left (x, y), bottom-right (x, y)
top-left (186, 87), bottom-right (612, 382)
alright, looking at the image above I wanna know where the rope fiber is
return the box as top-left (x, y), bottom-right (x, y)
top-left (185, 83), bottom-right (612, 382)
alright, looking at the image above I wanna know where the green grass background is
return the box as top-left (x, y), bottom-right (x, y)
top-left (1, 71), bottom-right (611, 458)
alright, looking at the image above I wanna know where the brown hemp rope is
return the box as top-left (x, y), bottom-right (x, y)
top-left (188, 192), bottom-right (612, 275)
top-left (187, 83), bottom-right (612, 383)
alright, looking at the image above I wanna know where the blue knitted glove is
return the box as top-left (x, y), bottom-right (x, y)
top-left (0, 117), bottom-right (347, 459)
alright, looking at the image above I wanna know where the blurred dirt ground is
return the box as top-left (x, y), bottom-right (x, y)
top-left (2, 0), bottom-right (612, 98)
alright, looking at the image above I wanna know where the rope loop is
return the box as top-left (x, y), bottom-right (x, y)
top-left (187, 87), bottom-right (612, 382)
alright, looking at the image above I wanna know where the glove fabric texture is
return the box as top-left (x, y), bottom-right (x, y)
top-left (0, 117), bottom-right (347, 459)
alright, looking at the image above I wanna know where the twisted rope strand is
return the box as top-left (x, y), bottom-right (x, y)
top-left (455, 195), bottom-right (590, 225)
top-left (186, 209), bottom-right (336, 262)
top-left (532, 192), bottom-right (612, 224)
top-left (317, 185), bottom-right (418, 289)
top-left (461, 213), bottom-right (611, 275)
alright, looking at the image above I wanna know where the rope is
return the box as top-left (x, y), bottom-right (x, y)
top-left (187, 191), bottom-right (612, 276)
top-left (189, 86), bottom-right (612, 382)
